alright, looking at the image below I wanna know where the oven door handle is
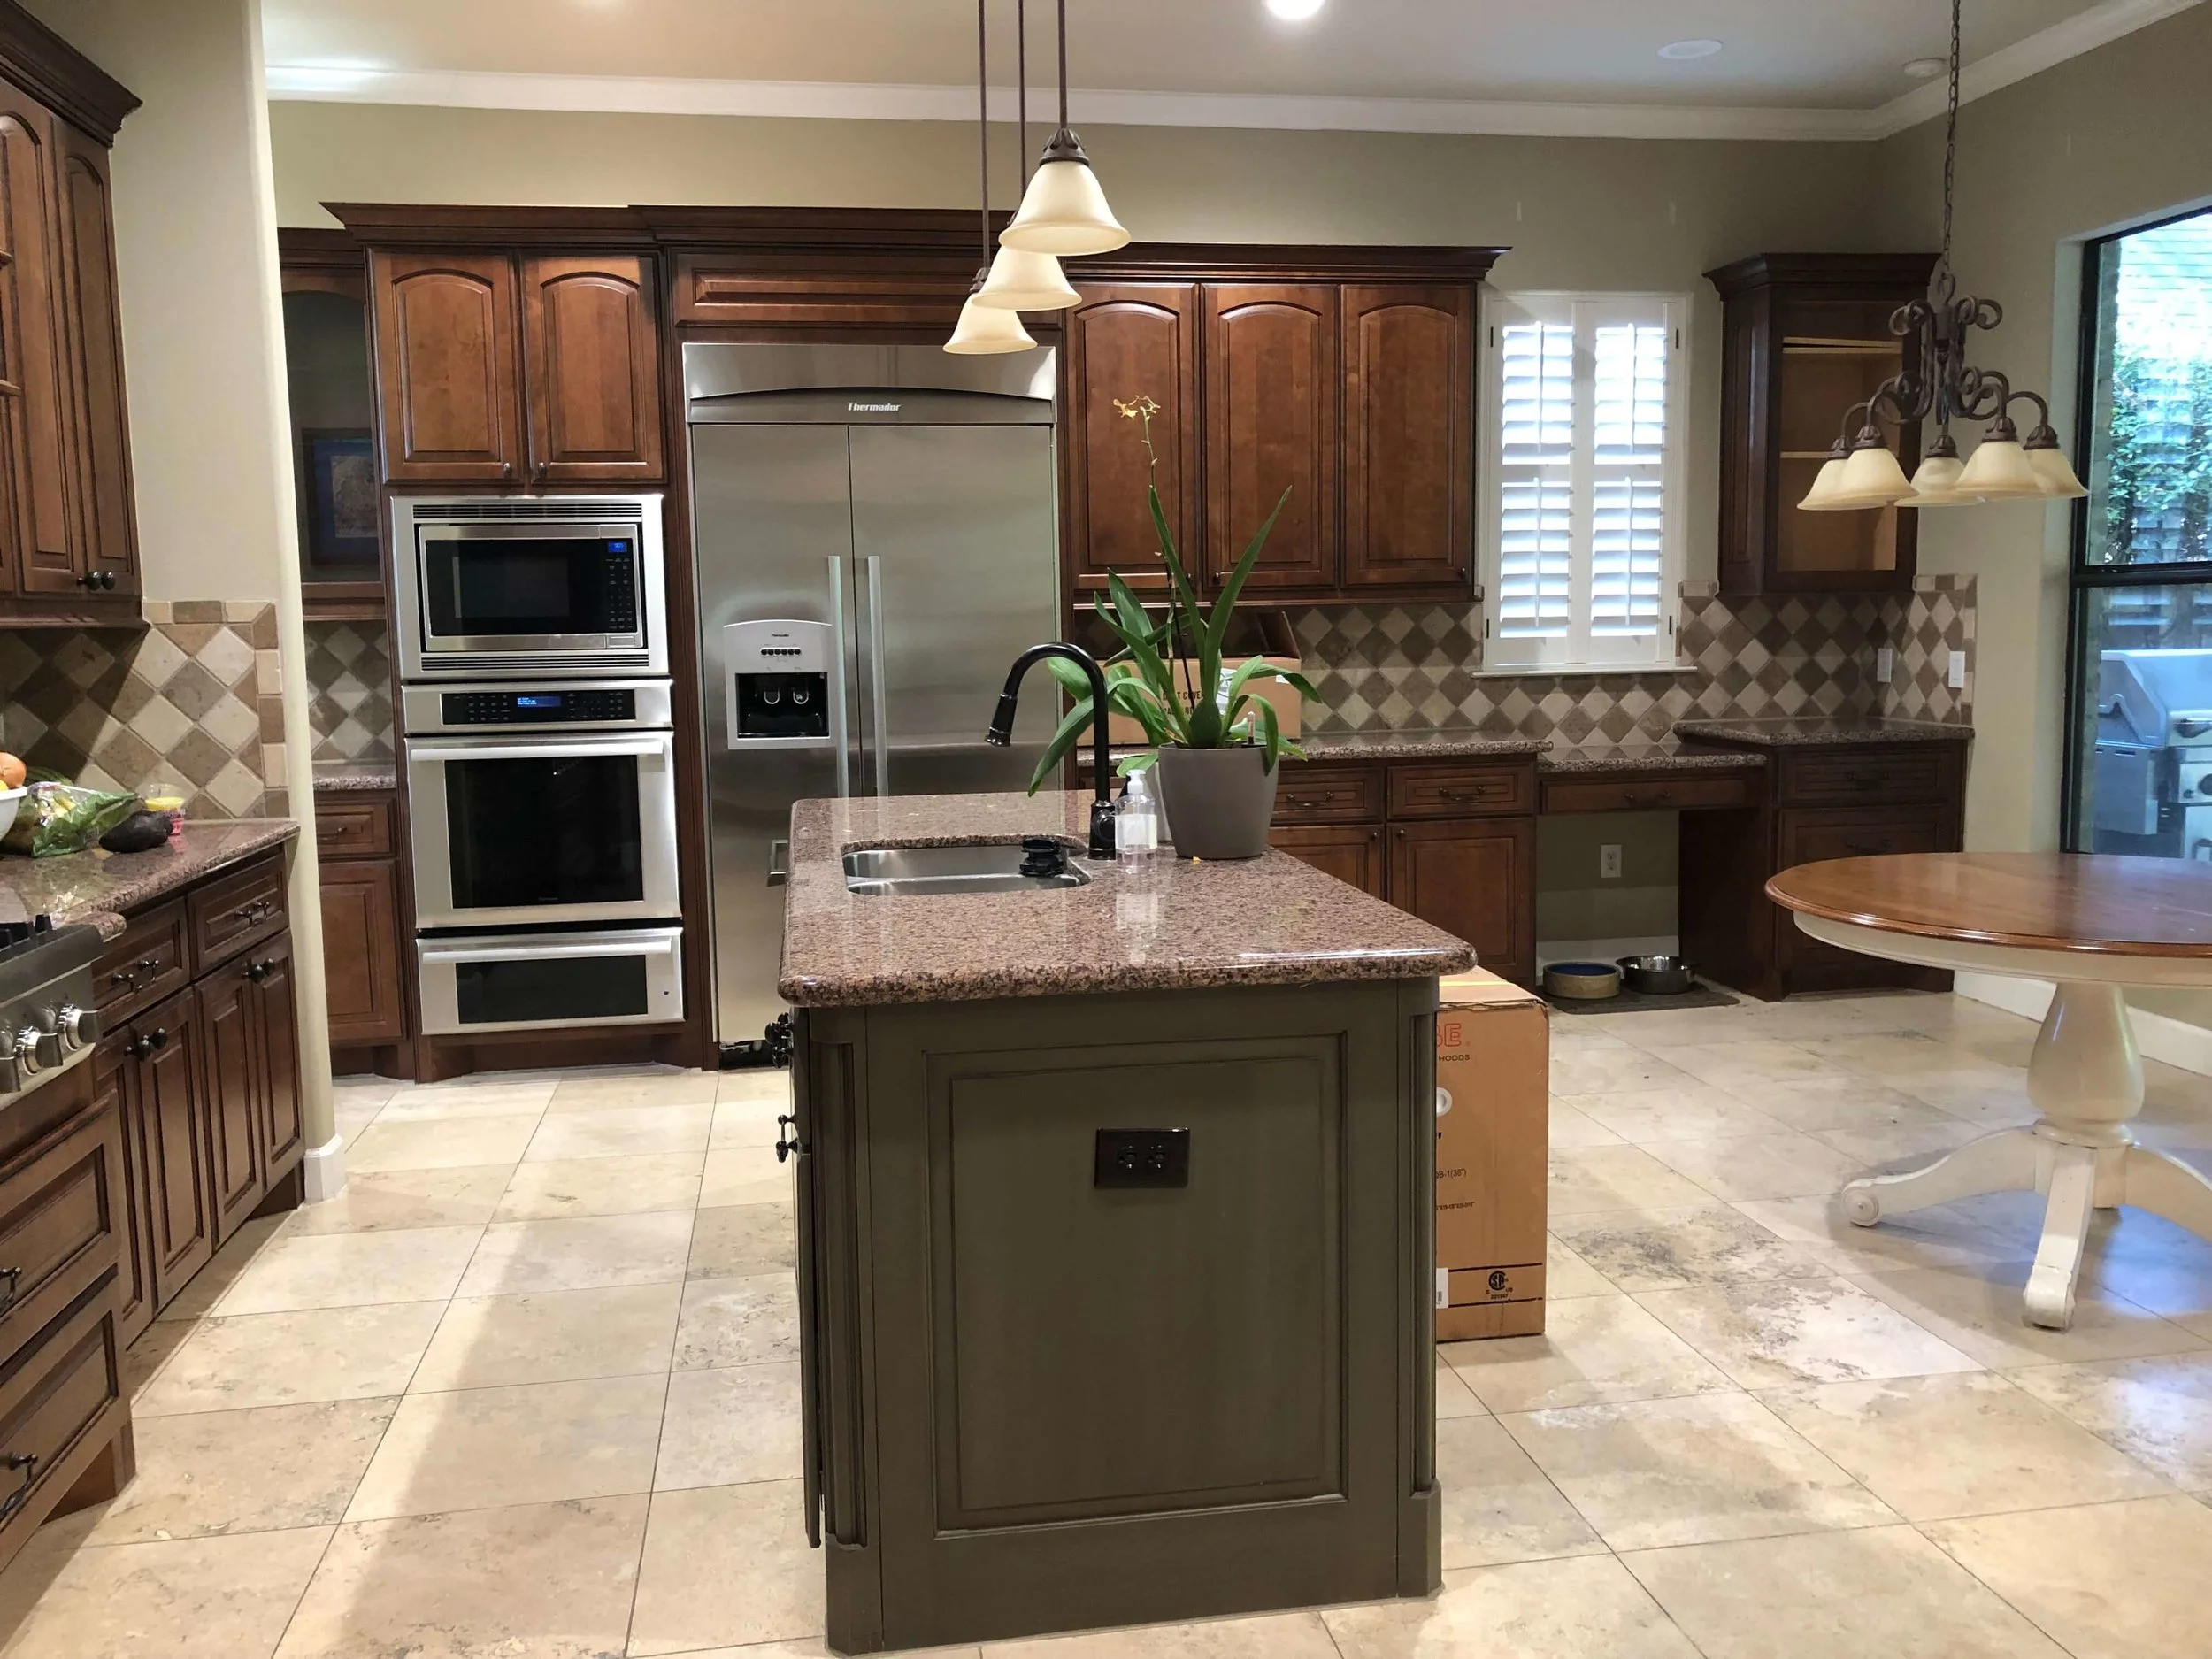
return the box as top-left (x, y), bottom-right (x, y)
top-left (419, 934), bottom-right (680, 966)
top-left (407, 735), bottom-right (670, 765)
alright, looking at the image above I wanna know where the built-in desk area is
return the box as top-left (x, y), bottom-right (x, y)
top-left (1271, 718), bottom-right (1973, 998)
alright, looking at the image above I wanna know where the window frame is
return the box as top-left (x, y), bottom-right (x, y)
top-left (2060, 203), bottom-right (2212, 853)
top-left (1478, 288), bottom-right (1691, 673)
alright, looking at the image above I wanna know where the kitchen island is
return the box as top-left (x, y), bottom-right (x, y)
top-left (780, 790), bottom-right (1472, 1655)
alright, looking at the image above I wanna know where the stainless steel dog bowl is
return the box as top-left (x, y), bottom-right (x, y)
top-left (1617, 954), bottom-right (1696, 995)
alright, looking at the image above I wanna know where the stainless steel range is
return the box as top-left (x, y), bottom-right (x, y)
top-left (0, 918), bottom-right (104, 1100)
top-left (2091, 649), bottom-right (2212, 858)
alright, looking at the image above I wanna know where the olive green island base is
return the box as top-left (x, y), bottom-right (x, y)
top-left (790, 979), bottom-right (1445, 1654)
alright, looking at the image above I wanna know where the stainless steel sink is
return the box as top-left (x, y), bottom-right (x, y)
top-left (841, 842), bottom-right (1091, 896)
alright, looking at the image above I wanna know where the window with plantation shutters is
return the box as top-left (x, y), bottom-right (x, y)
top-left (1481, 294), bottom-right (1688, 670)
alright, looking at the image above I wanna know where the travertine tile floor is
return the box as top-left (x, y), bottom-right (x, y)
top-left (4, 989), bottom-right (2212, 1656)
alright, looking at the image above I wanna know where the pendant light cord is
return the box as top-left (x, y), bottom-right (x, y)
top-left (1018, 0), bottom-right (1029, 184)
top-left (976, 0), bottom-right (990, 265)
top-left (1940, 0), bottom-right (1959, 264)
top-left (1057, 0), bottom-right (1070, 129)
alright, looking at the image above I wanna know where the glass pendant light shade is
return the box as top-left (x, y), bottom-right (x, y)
top-left (1825, 432), bottom-right (1914, 509)
top-left (1896, 435), bottom-right (1975, 507)
top-left (1955, 422), bottom-right (2044, 500)
top-left (1002, 132), bottom-right (1130, 255)
top-left (946, 284), bottom-right (1038, 355)
top-left (1798, 448), bottom-right (1853, 511)
top-left (2022, 425), bottom-right (2088, 499)
top-left (973, 242), bottom-right (1079, 311)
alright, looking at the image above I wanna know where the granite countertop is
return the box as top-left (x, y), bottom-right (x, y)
top-left (1294, 728), bottom-right (1549, 762)
top-left (1671, 717), bottom-right (1975, 749)
top-left (779, 790), bottom-right (1475, 1007)
top-left (0, 819), bottom-right (299, 941)
top-left (312, 763), bottom-right (398, 794)
top-left (1540, 737), bottom-right (1770, 774)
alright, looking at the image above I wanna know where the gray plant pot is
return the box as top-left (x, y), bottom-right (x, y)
top-left (1153, 745), bottom-right (1279, 860)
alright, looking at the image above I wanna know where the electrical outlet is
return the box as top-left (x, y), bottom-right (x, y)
top-left (1947, 649), bottom-right (1968, 689)
top-left (1877, 645), bottom-right (1895, 684)
top-left (1094, 1128), bottom-right (1191, 1189)
top-left (1601, 844), bottom-right (1623, 879)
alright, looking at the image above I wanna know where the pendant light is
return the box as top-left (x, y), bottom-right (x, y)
top-left (1798, 0), bottom-right (2081, 512)
top-left (1001, 0), bottom-right (1129, 256)
top-left (977, 1), bottom-right (1081, 311)
top-left (946, 0), bottom-right (1036, 355)
top-left (1799, 440), bottom-right (1855, 511)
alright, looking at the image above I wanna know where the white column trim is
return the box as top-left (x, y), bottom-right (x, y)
top-left (301, 1133), bottom-right (347, 1203)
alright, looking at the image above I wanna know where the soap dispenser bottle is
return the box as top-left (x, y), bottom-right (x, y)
top-left (1116, 771), bottom-right (1161, 869)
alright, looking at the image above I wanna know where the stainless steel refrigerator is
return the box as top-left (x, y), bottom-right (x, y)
top-left (687, 342), bottom-right (1062, 1043)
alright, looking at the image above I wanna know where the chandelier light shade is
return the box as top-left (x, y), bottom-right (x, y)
top-left (1002, 0), bottom-right (1130, 256)
top-left (1797, 0), bottom-right (2081, 514)
top-left (975, 241), bottom-right (1081, 311)
top-left (1799, 444), bottom-right (1855, 511)
top-left (946, 0), bottom-right (1038, 355)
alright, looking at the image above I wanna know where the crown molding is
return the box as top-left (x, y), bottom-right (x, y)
top-left (265, 0), bottom-right (2204, 146)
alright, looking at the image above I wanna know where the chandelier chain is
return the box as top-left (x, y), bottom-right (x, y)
top-left (1941, 0), bottom-right (1960, 265)
top-left (975, 0), bottom-right (990, 265)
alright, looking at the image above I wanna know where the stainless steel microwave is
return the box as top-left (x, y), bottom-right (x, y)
top-left (393, 495), bottom-right (669, 680)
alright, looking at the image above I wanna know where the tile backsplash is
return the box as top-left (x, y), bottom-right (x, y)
top-left (0, 601), bottom-right (288, 818)
top-left (1294, 574), bottom-right (1974, 741)
top-left (303, 620), bottom-right (395, 766)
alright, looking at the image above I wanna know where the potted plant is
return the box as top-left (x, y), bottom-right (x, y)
top-left (1026, 396), bottom-right (1318, 858)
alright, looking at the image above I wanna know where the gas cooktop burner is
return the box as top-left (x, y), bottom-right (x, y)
top-left (0, 915), bottom-right (58, 955)
top-left (0, 919), bottom-right (104, 1102)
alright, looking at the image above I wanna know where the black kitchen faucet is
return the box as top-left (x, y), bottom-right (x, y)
top-left (985, 642), bottom-right (1117, 860)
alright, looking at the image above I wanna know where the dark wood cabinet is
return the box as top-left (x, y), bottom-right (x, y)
top-left (317, 796), bottom-right (410, 1058)
top-left (280, 227), bottom-right (384, 619)
top-left (0, 82), bottom-right (77, 599)
top-left (196, 964), bottom-right (262, 1243)
top-left (113, 993), bottom-right (211, 1308)
top-left (250, 935), bottom-right (303, 1173)
top-left (1270, 823), bottom-right (1386, 898)
top-left (91, 1046), bottom-right (149, 1346)
top-left (373, 250), bottom-right (523, 482)
top-left (1203, 283), bottom-right (1339, 592)
top-left (370, 246), bottom-right (665, 488)
top-left (1389, 818), bottom-right (1536, 987)
top-left (1707, 253), bottom-right (1939, 596)
top-left (1341, 286), bottom-right (1473, 590)
top-left (521, 254), bottom-right (664, 483)
top-left (54, 120), bottom-right (135, 599)
top-left (1064, 283), bottom-right (1198, 595)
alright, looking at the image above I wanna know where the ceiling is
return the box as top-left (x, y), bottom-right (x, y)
top-left (259, 0), bottom-right (2198, 138)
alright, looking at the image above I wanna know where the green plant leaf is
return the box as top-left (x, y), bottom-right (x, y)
top-left (1251, 695), bottom-right (1283, 773)
top-left (1025, 697), bottom-right (1097, 795)
top-left (1041, 657), bottom-right (1094, 699)
top-left (1207, 486), bottom-right (1293, 644)
top-left (1221, 657), bottom-right (1321, 712)
top-left (1104, 678), bottom-right (1171, 744)
top-left (1113, 751), bottom-right (1159, 777)
top-left (1104, 572), bottom-right (1187, 742)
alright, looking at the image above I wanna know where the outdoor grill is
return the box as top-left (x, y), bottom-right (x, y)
top-left (2092, 649), bottom-right (2212, 858)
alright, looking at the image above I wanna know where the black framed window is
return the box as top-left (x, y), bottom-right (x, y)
top-left (2062, 206), bottom-right (2212, 856)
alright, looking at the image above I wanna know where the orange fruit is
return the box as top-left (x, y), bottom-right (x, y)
top-left (0, 754), bottom-right (23, 790)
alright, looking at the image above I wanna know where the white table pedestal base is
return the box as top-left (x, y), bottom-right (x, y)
top-left (1840, 980), bottom-right (2212, 1329)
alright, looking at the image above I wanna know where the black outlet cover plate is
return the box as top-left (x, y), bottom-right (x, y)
top-left (1094, 1127), bottom-right (1191, 1189)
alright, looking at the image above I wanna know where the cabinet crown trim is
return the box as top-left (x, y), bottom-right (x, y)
top-left (0, 3), bottom-right (139, 142)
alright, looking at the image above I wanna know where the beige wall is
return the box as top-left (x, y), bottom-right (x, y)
top-left (35, 0), bottom-right (338, 1155)
top-left (268, 102), bottom-right (1903, 587)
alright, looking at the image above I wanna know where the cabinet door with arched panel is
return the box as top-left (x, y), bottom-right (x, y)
top-left (521, 254), bottom-right (664, 484)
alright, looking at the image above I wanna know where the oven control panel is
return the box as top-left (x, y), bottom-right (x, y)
top-left (440, 688), bottom-right (638, 726)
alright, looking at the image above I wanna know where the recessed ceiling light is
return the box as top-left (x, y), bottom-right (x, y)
top-left (1902, 57), bottom-right (1947, 79)
top-left (1266, 0), bottom-right (1326, 19)
top-left (1657, 39), bottom-right (1724, 61)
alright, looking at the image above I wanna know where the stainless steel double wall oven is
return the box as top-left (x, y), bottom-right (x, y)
top-left (394, 495), bottom-right (684, 1036)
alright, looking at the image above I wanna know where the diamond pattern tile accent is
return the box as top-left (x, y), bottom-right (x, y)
top-left (304, 619), bottom-right (395, 765)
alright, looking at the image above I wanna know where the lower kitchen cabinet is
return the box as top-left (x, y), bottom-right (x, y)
top-left (1267, 823), bottom-right (1386, 899)
top-left (316, 795), bottom-right (411, 1064)
top-left (1388, 818), bottom-right (1536, 986)
top-left (93, 849), bottom-right (306, 1343)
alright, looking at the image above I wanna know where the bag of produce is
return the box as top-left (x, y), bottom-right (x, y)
top-left (2, 782), bottom-right (144, 857)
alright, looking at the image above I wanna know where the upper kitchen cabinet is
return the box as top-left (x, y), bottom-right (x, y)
top-left (1708, 252), bottom-right (1939, 596)
top-left (521, 254), bottom-right (664, 483)
top-left (372, 250), bottom-right (525, 482)
top-left (1202, 283), bottom-right (1339, 592)
top-left (0, 9), bottom-right (140, 626)
top-left (1341, 285), bottom-right (1474, 590)
top-left (367, 242), bottom-right (665, 488)
top-left (280, 229), bottom-right (383, 618)
top-left (1063, 282), bottom-right (1198, 595)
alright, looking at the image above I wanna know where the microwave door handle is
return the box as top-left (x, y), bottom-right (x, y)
top-left (865, 555), bottom-right (889, 799)
top-left (826, 556), bottom-right (851, 798)
top-left (408, 736), bottom-right (668, 765)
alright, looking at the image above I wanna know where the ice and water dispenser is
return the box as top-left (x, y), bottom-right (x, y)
top-left (723, 619), bottom-right (835, 745)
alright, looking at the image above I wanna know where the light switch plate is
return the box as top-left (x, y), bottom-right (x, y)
top-left (1877, 645), bottom-right (1894, 684)
top-left (1600, 844), bottom-right (1623, 879)
top-left (1947, 649), bottom-right (1968, 689)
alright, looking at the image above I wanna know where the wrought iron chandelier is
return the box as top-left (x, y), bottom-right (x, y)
top-left (1801, 0), bottom-right (2086, 511)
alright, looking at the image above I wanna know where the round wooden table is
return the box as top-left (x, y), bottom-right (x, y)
top-left (1766, 851), bottom-right (2212, 1330)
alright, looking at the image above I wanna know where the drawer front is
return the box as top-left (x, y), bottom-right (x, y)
top-left (1541, 773), bottom-right (1757, 815)
top-left (0, 1087), bottom-right (125, 1366)
top-left (1779, 804), bottom-right (1955, 866)
top-left (1778, 746), bottom-right (1954, 806)
top-left (315, 799), bottom-right (395, 859)
top-left (1386, 762), bottom-right (1534, 820)
top-left (93, 900), bottom-right (190, 1025)
top-left (188, 854), bottom-right (288, 970)
top-left (1272, 764), bottom-right (1385, 825)
top-left (0, 1283), bottom-right (121, 1558)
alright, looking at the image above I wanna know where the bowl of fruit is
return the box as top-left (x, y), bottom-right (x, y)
top-left (0, 752), bottom-right (23, 841)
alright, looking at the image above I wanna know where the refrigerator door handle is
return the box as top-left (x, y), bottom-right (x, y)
top-left (825, 556), bottom-right (852, 797)
top-left (767, 838), bottom-right (788, 887)
top-left (865, 555), bottom-right (889, 798)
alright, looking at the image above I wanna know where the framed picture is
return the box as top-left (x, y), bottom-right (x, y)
top-left (300, 427), bottom-right (379, 570)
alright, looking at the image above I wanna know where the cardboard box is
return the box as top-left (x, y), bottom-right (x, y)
top-left (1435, 969), bottom-right (1550, 1341)
top-left (1103, 655), bottom-right (1305, 745)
